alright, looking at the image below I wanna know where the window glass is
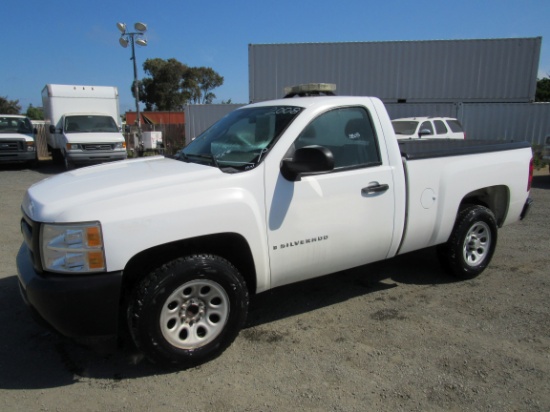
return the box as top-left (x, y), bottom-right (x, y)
top-left (0, 116), bottom-right (33, 134)
top-left (65, 115), bottom-right (119, 133)
top-left (294, 107), bottom-right (380, 169)
top-left (179, 105), bottom-right (303, 170)
top-left (434, 120), bottom-right (448, 134)
top-left (392, 121), bottom-right (418, 135)
top-left (446, 119), bottom-right (464, 133)
top-left (419, 121), bottom-right (434, 135)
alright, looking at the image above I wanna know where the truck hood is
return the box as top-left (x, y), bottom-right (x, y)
top-left (62, 132), bottom-right (125, 142)
top-left (0, 132), bottom-right (34, 142)
top-left (23, 156), bottom-right (223, 222)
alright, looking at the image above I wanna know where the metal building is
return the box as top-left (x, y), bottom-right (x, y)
top-left (248, 38), bottom-right (541, 103)
top-left (184, 104), bottom-right (245, 143)
top-left (183, 38), bottom-right (548, 145)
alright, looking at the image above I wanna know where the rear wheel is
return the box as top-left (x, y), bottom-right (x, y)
top-left (51, 147), bottom-right (63, 164)
top-left (437, 205), bottom-right (498, 279)
top-left (127, 254), bottom-right (249, 367)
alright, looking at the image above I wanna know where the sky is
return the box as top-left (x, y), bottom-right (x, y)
top-left (2, 0), bottom-right (550, 114)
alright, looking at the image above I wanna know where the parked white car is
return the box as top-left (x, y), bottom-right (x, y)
top-left (392, 117), bottom-right (465, 140)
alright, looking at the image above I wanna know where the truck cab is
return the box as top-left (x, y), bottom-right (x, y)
top-left (0, 114), bottom-right (38, 167)
top-left (48, 113), bottom-right (127, 169)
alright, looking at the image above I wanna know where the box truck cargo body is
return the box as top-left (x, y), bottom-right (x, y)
top-left (42, 84), bottom-right (127, 169)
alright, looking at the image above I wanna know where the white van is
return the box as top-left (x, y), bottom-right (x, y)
top-left (42, 84), bottom-right (127, 169)
top-left (392, 117), bottom-right (465, 140)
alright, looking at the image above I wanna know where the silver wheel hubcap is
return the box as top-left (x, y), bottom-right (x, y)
top-left (160, 279), bottom-right (229, 349)
top-left (463, 221), bottom-right (491, 267)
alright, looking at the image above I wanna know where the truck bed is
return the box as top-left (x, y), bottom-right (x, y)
top-left (398, 139), bottom-right (531, 160)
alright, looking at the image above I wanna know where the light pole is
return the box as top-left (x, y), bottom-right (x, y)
top-left (117, 22), bottom-right (147, 152)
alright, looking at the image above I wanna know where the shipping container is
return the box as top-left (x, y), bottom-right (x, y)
top-left (184, 104), bottom-right (245, 145)
top-left (249, 38), bottom-right (541, 104)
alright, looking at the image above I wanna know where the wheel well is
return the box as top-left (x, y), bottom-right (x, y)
top-left (121, 233), bottom-right (257, 298)
top-left (460, 185), bottom-right (509, 226)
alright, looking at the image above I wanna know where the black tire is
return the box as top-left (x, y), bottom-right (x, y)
top-left (51, 147), bottom-right (63, 164)
top-left (437, 205), bottom-right (498, 279)
top-left (127, 254), bottom-right (249, 367)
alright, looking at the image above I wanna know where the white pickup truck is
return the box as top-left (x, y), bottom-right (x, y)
top-left (17, 86), bottom-right (533, 367)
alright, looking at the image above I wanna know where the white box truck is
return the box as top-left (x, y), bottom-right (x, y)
top-left (42, 84), bottom-right (127, 169)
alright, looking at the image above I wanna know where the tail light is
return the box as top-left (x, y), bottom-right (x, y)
top-left (527, 157), bottom-right (533, 191)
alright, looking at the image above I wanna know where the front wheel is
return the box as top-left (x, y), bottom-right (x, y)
top-left (127, 254), bottom-right (249, 367)
top-left (437, 205), bottom-right (498, 279)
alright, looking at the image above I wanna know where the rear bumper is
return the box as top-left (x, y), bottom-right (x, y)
top-left (16, 243), bottom-right (123, 353)
top-left (520, 197), bottom-right (533, 220)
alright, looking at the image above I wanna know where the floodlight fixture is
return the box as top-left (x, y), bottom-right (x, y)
top-left (116, 21), bottom-right (148, 148)
top-left (134, 22), bottom-right (147, 32)
top-left (119, 37), bottom-right (129, 48)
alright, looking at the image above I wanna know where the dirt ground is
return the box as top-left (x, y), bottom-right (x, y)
top-left (0, 162), bottom-right (549, 412)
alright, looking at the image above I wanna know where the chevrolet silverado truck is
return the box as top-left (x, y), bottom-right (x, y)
top-left (17, 85), bottom-right (533, 367)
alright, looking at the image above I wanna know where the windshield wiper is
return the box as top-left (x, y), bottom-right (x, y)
top-left (180, 153), bottom-right (219, 168)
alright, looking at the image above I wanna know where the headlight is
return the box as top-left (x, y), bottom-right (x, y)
top-left (114, 142), bottom-right (127, 150)
top-left (41, 222), bottom-right (106, 273)
top-left (66, 143), bottom-right (82, 151)
top-left (26, 141), bottom-right (36, 152)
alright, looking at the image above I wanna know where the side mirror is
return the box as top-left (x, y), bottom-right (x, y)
top-left (418, 128), bottom-right (432, 137)
top-left (33, 128), bottom-right (38, 135)
top-left (49, 125), bottom-right (57, 134)
top-left (280, 145), bottom-right (334, 181)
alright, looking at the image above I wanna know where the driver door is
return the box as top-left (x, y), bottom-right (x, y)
top-left (264, 105), bottom-right (397, 288)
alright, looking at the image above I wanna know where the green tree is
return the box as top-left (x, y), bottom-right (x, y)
top-left (137, 58), bottom-right (224, 110)
top-left (26, 104), bottom-right (44, 120)
top-left (138, 58), bottom-right (189, 111)
top-left (184, 67), bottom-right (224, 104)
top-left (0, 96), bottom-right (21, 114)
top-left (535, 76), bottom-right (550, 102)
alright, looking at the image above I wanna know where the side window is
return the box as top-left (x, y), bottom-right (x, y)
top-left (434, 120), bottom-right (448, 135)
top-left (294, 107), bottom-right (380, 169)
top-left (446, 119), bottom-right (464, 133)
top-left (419, 121), bottom-right (434, 135)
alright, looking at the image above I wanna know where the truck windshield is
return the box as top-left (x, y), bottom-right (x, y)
top-left (64, 115), bottom-right (119, 133)
top-left (0, 116), bottom-right (33, 134)
top-left (175, 105), bottom-right (303, 171)
top-left (392, 121), bottom-right (419, 135)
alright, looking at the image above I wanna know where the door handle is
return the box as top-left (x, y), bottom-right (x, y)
top-left (362, 183), bottom-right (389, 195)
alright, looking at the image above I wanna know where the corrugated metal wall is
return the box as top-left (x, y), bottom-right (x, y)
top-left (183, 102), bottom-right (550, 147)
top-left (385, 103), bottom-right (458, 120)
top-left (461, 103), bottom-right (550, 145)
top-left (249, 38), bottom-right (541, 103)
top-left (184, 104), bottom-right (245, 144)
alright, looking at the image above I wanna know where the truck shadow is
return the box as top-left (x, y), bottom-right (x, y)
top-left (246, 247), bottom-right (453, 328)
top-left (0, 159), bottom-right (64, 175)
top-left (0, 248), bottom-right (454, 388)
top-left (532, 173), bottom-right (550, 190)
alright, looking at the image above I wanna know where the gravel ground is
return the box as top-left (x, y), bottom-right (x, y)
top-left (0, 161), bottom-right (549, 412)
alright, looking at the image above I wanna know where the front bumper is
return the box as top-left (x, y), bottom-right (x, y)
top-left (66, 150), bottom-right (127, 165)
top-left (16, 243), bottom-right (123, 353)
top-left (0, 151), bottom-right (37, 164)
